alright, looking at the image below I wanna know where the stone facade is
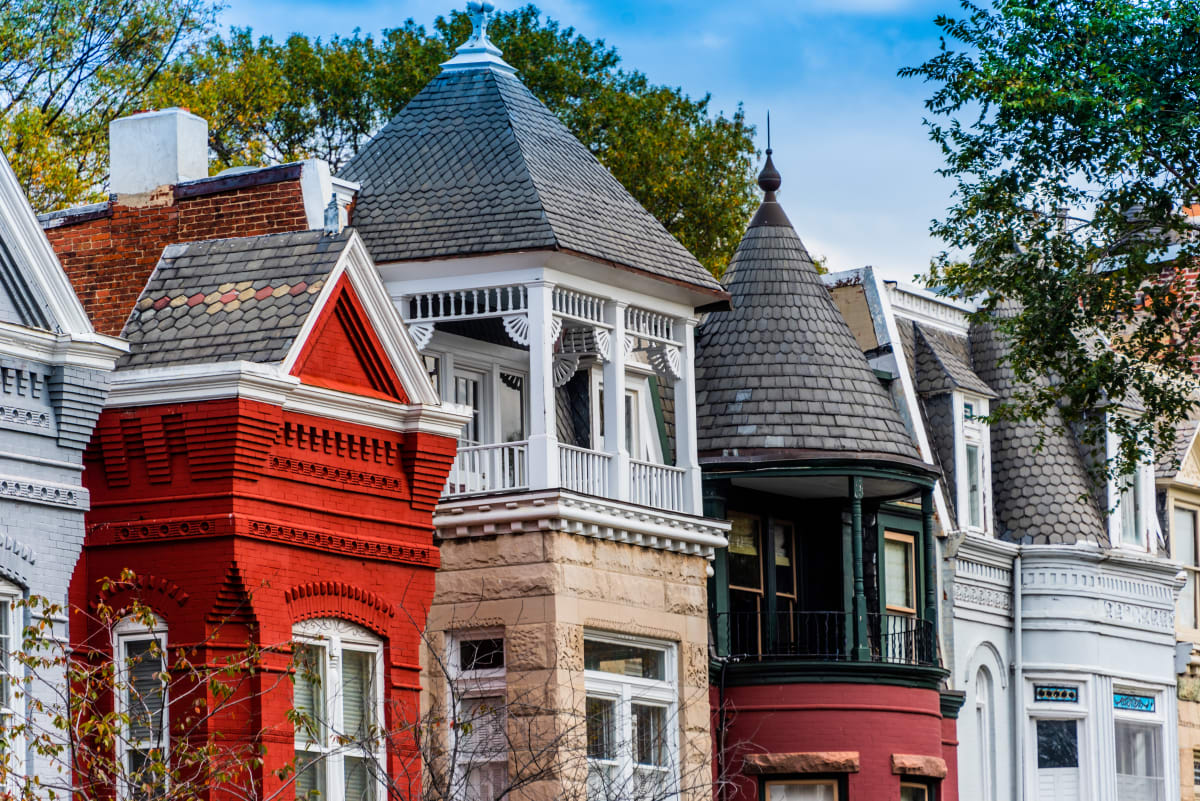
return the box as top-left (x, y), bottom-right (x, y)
top-left (423, 513), bottom-right (713, 801)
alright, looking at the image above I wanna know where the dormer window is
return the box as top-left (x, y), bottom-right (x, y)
top-left (1107, 419), bottom-right (1156, 552)
top-left (957, 393), bottom-right (991, 534)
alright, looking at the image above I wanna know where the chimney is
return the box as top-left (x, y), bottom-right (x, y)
top-left (109, 108), bottom-right (208, 196)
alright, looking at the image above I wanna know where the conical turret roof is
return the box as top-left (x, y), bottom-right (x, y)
top-left (339, 14), bottom-right (723, 299)
top-left (695, 156), bottom-right (922, 464)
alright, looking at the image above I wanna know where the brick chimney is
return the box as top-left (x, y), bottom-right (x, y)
top-left (108, 108), bottom-right (209, 196)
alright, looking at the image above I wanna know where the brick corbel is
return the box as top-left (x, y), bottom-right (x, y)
top-left (742, 752), bottom-right (860, 775)
top-left (890, 753), bottom-right (948, 779)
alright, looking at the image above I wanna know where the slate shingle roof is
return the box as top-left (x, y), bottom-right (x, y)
top-left (339, 67), bottom-right (723, 296)
top-left (694, 197), bottom-right (921, 463)
top-left (969, 303), bottom-right (1109, 545)
top-left (1157, 415), bottom-right (1199, 479)
top-left (911, 322), bottom-right (996, 399)
top-left (119, 230), bottom-right (350, 369)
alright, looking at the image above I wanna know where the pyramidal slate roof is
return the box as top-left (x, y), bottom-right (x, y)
top-left (694, 155), bottom-right (922, 464)
top-left (339, 46), bottom-right (723, 297)
top-left (969, 302), bottom-right (1109, 545)
top-left (120, 230), bottom-right (351, 369)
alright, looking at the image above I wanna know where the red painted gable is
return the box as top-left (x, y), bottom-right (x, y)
top-left (290, 274), bottom-right (409, 403)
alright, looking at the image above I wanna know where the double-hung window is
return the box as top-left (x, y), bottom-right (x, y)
top-left (958, 395), bottom-right (990, 534)
top-left (0, 583), bottom-right (21, 783)
top-left (292, 620), bottom-right (385, 801)
top-left (115, 616), bottom-right (168, 800)
top-left (447, 632), bottom-right (507, 801)
top-left (764, 780), bottom-right (837, 800)
top-left (1177, 506), bottom-right (1199, 629)
top-left (584, 634), bottom-right (676, 801)
top-left (1113, 689), bottom-right (1166, 801)
top-left (1108, 421), bottom-right (1155, 551)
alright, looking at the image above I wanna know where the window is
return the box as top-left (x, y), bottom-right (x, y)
top-left (1177, 506), bottom-right (1199, 629)
top-left (764, 780), bottom-right (837, 800)
top-left (449, 632), bottom-right (507, 801)
top-left (1192, 749), bottom-right (1200, 786)
top-left (958, 394), bottom-right (990, 533)
top-left (884, 532), bottom-right (916, 615)
top-left (727, 513), bottom-right (763, 655)
top-left (1108, 421), bottom-right (1154, 551)
top-left (1035, 719), bottom-right (1080, 801)
top-left (455, 370), bottom-right (485, 446)
top-left (900, 784), bottom-right (931, 801)
top-left (424, 354), bottom-right (441, 395)
top-left (1113, 688), bottom-right (1166, 801)
top-left (115, 617), bottom-right (168, 801)
top-left (0, 584), bottom-right (21, 781)
top-left (975, 668), bottom-right (995, 801)
top-left (1119, 469), bottom-right (1143, 548)
top-left (292, 620), bottom-right (384, 801)
top-left (584, 635), bottom-right (676, 801)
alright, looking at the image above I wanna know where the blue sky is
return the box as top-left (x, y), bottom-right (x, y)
top-left (221, 0), bottom-right (964, 281)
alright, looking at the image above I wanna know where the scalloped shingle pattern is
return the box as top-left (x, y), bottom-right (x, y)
top-left (119, 230), bottom-right (350, 369)
top-left (339, 68), bottom-right (721, 294)
top-left (694, 219), bottom-right (920, 460)
top-left (969, 306), bottom-right (1108, 545)
top-left (912, 323), bottom-right (996, 399)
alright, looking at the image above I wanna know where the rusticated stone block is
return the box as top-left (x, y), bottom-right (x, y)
top-left (890, 753), bottom-right (948, 778)
top-left (742, 751), bottom-right (860, 774)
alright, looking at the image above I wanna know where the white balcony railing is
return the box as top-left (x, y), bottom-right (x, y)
top-left (559, 444), bottom-right (611, 497)
top-left (629, 459), bottom-right (686, 512)
top-left (444, 441), bottom-right (528, 497)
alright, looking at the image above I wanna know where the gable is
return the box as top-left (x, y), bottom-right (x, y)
top-left (290, 274), bottom-right (408, 404)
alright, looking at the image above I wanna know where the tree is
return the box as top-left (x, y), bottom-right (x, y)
top-left (0, 0), bottom-right (217, 210)
top-left (901, 0), bottom-right (1200, 474)
top-left (148, 5), bottom-right (757, 275)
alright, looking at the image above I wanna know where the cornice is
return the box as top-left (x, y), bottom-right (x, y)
top-left (434, 488), bottom-right (730, 559)
top-left (0, 472), bottom-right (84, 509)
top-left (0, 323), bottom-right (125, 370)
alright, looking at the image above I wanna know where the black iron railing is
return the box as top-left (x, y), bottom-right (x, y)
top-left (713, 610), bottom-right (937, 667)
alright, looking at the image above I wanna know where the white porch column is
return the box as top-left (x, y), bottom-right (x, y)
top-left (526, 281), bottom-right (559, 489)
top-left (676, 317), bottom-right (702, 515)
top-left (604, 300), bottom-right (629, 500)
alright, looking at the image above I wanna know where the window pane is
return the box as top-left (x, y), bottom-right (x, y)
top-left (900, 786), bottom-right (929, 801)
top-left (586, 697), bottom-right (616, 760)
top-left (625, 391), bottom-right (638, 456)
top-left (294, 750), bottom-right (326, 801)
top-left (125, 638), bottom-right (165, 743)
top-left (127, 748), bottom-right (166, 801)
top-left (341, 650), bottom-right (373, 740)
top-left (884, 538), bottom-right (913, 610)
top-left (584, 640), bottom-right (664, 680)
top-left (774, 523), bottom-right (796, 597)
top-left (460, 638), bottom-right (505, 672)
top-left (344, 755), bottom-right (376, 801)
top-left (499, 373), bottom-right (525, 442)
top-left (967, 443), bottom-right (982, 528)
top-left (293, 644), bottom-right (325, 745)
top-left (455, 375), bottom-right (483, 444)
top-left (632, 704), bottom-right (666, 767)
top-left (424, 354), bottom-right (441, 395)
top-left (1177, 509), bottom-right (1198, 629)
top-left (1036, 719), bottom-right (1078, 769)
top-left (1115, 721), bottom-right (1164, 801)
top-left (466, 762), bottom-right (507, 801)
top-left (766, 782), bottom-right (837, 801)
top-left (728, 514), bottom-right (762, 590)
top-left (0, 601), bottom-right (10, 710)
top-left (1121, 470), bottom-right (1142, 546)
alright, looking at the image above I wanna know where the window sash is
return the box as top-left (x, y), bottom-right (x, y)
top-left (884, 533), bottom-right (916, 614)
top-left (763, 780), bottom-right (838, 800)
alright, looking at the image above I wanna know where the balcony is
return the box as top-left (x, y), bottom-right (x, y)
top-left (445, 442), bottom-right (528, 495)
top-left (713, 610), bottom-right (938, 667)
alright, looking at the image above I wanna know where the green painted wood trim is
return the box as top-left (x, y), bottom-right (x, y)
top-left (709, 658), bottom-right (949, 691)
top-left (922, 489), bottom-right (937, 626)
top-left (850, 476), bottom-right (869, 661)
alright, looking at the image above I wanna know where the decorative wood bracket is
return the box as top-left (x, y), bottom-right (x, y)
top-left (553, 353), bottom-right (581, 388)
top-left (502, 314), bottom-right (530, 347)
top-left (408, 322), bottom-right (435, 351)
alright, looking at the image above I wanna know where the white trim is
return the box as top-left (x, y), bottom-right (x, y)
top-left (0, 322), bottom-right (126, 370)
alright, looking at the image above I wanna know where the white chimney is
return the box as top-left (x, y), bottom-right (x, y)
top-left (109, 108), bottom-right (208, 195)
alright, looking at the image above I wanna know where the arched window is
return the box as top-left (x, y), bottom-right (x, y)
top-left (113, 614), bottom-right (167, 799)
top-left (292, 619), bottom-right (385, 801)
top-left (975, 666), bottom-right (996, 801)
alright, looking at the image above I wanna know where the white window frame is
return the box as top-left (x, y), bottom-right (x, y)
top-left (114, 614), bottom-right (168, 801)
top-left (0, 581), bottom-right (23, 784)
top-left (583, 632), bottom-right (678, 801)
top-left (1112, 685), bottom-right (1168, 801)
top-left (975, 666), bottom-right (996, 801)
top-left (425, 337), bottom-right (530, 449)
top-left (292, 619), bottom-right (386, 801)
top-left (623, 373), bottom-right (664, 465)
top-left (955, 393), bottom-right (991, 534)
top-left (1106, 416), bottom-right (1157, 552)
top-left (447, 630), bottom-right (507, 801)
top-left (1025, 677), bottom-right (1089, 801)
top-left (1175, 503), bottom-right (1200, 631)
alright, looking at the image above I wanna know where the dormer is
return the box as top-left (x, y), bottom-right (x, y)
top-left (1105, 413), bottom-right (1159, 553)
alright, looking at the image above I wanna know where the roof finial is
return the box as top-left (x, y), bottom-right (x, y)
top-left (758, 112), bottom-right (781, 197)
top-left (440, 2), bottom-right (516, 74)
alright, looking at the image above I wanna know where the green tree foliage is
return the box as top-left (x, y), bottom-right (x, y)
top-left (902, 0), bottom-right (1200, 474)
top-left (148, 5), bottom-right (757, 274)
top-left (0, 0), bottom-right (217, 210)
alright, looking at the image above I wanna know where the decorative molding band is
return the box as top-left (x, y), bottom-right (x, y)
top-left (0, 403), bottom-right (51, 431)
top-left (1103, 600), bottom-right (1174, 632)
top-left (435, 489), bottom-right (729, 560)
top-left (0, 475), bottom-right (80, 508)
top-left (953, 582), bottom-right (1012, 613)
top-left (887, 284), bottom-right (973, 335)
top-left (954, 556), bottom-right (1012, 588)
top-left (94, 573), bottom-right (191, 611)
top-left (268, 454), bottom-right (407, 494)
top-left (285, 581), bottom-right (397, 634)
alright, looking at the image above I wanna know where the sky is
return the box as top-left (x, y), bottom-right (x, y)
top-left (220, 0), bottom-right (964, 282)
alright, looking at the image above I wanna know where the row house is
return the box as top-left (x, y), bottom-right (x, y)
top-left (0, 148), bottom-right (125, 782)
top-left (336, 9), bottom-right (731, 801)
top-left (40, 107), bottom-right (469, 800)
top-left (828, 268), bottom-right (1183, 801)
top-left (696, 156), bottom-right (960, 801)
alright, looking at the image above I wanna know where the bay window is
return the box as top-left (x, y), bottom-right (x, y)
top-left (292, 620), bottom-right (384, 801)
top-left (584, 635), bottom-right (677, 801)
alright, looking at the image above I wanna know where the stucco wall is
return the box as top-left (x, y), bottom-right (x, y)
top-left (423, 527), bottom-right (712, 801)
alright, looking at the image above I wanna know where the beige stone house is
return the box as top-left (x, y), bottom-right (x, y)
top-left (335, 8), bottom-right (729, 801)
top-left (1157, 417), bottom-right (1200, 800)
